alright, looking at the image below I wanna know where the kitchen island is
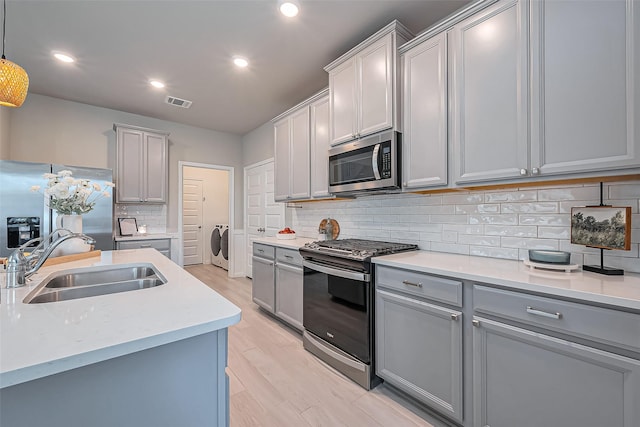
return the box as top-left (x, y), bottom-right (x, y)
top-left (0, 248), bottom-right (241, 427)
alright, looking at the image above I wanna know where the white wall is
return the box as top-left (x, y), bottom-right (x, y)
top-left (241, 122), bottom-right (273, 167)
top-left (7, 94), bottom-right (244, 231)
top-left (0, 106), bottom-right (11, 159)
top-left (290, 181), bottom-right (640, 273)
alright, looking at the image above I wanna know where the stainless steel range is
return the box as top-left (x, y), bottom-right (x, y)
top-left (299, 239), bottom-right (418, 389)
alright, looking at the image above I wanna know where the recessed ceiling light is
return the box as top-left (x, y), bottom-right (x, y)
top-left (279, 1), bottom-right (299, 17)
top-left (233, 57), bottom-right (249, 68)
top-left (53, 52), bottom-right (75, 63)
top-left (149, 80), bottom-right (165, 89)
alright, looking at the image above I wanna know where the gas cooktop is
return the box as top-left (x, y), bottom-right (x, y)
top-left (301, 238), bottom-right (418, 261)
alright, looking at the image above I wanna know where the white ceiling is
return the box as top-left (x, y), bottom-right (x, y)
top-left (6, 0), bottom-right (471, 135)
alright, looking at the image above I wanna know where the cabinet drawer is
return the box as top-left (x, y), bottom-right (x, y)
top-left (474, 285), bottom-right (640, 352)
top-left (376, 266), bottom-right (462, 307)
top-left (253, 243), bottom-right (275, 259)
top-left (276, 247), bottom-right (303, 266)
top-left (117, 238), bottom-right (170, 251)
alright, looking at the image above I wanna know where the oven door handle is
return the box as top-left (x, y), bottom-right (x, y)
top-left (303, 260), bottom-right (370, 282)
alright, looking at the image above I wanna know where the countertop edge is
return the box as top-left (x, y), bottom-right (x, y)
top-left (373, 253), bottom-right (640, 312)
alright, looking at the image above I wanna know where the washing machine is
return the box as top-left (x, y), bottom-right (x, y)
top-left (210, 224), bottom-right (229, 270)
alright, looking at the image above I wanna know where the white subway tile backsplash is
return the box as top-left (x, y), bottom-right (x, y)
top-left (519, 214), bottom-right (570, 226)
top-left (501, 202), bottom-right (558, 213)
top-left (485, 225), bottom-right (537, 237)
top-left (289, 181), bottom-right (640, 266)
top-left (501, 237), bottom-right (559, 250)
top-left (469, 214), bottom-right (518, 225)
top-left (485, 190), bottom-right (537, 203)
top-left (537, 226), bottom-right (570, 239)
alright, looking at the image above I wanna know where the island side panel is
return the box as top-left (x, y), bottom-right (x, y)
top-left (0, 330), bottom-right (229, 427)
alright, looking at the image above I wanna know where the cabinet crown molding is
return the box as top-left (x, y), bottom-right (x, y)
top-left (270, 87), bottom-right (329, 123)
top-left (324, 20), bottom-right (414, 72)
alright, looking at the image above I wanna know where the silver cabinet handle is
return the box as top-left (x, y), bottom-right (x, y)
top-left (257, 249), bottom-right (264, 253)
top-left (519, 168), bottom-right (527, 176)
top-left (472, 319), bottom-right (480, 327)
top-left (139, 244), bottom-right (152, 248)
top-left (285, 255), bottom-right (293, 259)
top-left (451, 313), bottom-right (460, 321)
top-left (402, 280), bottom-right (422, 288)
top-left (526, 306), bottom-right (562, 320)
top-left (531, 167), bottom-right (540, 175)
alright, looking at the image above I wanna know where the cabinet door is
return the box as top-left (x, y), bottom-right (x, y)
top-left (531, 0), bottom-right (639, 176)
top-left (310, 95), bottom-right (331, 198)
top-left (289, 107), bottom-right (311, 200)
top-left (116, 127), bottom-right (144, 203)
top-left (275, 263), bottom-right (304, 331)
top-left (473, 317), bottom-right (640, 427)
top-left (252, 256), bottom-right (275, 313)
top-left (376, 289), bottom-right (463, 423)
top-left (358, 35), bottom-right (394, 138)
top-left (402, 32), bottom-right (448, 189)
top-left (144, 133), bottom-right (167, 203)
top-left (450, 0), bottom-right (529, 184)
top-left (329, 57), bottom-right (357, 145)
top-left (273, 119), bottom-right (291, 202)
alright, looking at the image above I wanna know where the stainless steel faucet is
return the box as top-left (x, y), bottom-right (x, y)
top-left (6, 229), bottom-right (96, 288)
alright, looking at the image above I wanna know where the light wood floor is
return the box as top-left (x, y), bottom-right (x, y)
top-left (186, 264), bottom-right (453, 427)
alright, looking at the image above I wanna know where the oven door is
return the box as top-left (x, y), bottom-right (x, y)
top-left (302, 259), bottom-right (371, 363)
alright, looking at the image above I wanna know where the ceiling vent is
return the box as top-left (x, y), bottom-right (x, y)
top-left (165, 96), bottom-right (192, 109)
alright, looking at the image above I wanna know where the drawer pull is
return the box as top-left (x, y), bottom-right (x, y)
top-left (526, 306), bottom-right (562, 320)
top-left (402, 280), bottom-right (423, 288)
top-left (285, 255), bottom-right (293, 259)
top-left (451, 313), bottom-right (460, 321)
top-left (258, 249), bottom-right (264, 253)
top-left (140, 244), bottom-right (152, 248)
top-left (472, 319), bottom-right (480, 327)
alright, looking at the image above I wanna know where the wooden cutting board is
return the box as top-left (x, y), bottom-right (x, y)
top-left (318, 219), bottom-right (340, 240)
top-left (42, 250), bottom-right (102, 267)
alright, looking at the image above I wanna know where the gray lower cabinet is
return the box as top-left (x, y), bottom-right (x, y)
top-left (274, 248), bottom-right (303, 331)
top-left (116, 238), bottom-right (171, 259)
top-left (376, 287), bottom-right (463, 423)
top-left (473, 316), bottom-right (640, 427)
top-left (252, 244), bottom-right (275, 313)
top-left (252, 244), bottom-right (303, 331)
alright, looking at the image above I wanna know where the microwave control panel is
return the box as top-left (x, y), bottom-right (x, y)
top-left (381, 141), bottom-right (392, 179)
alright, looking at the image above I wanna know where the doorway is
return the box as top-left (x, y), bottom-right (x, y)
top-left (244, 159), bottom-right (285, 278)
top-left (179, 162), bottom-right (233, 273)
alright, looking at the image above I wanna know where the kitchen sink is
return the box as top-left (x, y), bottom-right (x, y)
top-left (24, 264), bottom-right (167, 304)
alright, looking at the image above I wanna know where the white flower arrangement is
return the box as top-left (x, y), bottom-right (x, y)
top-left (30, 170), bottom-right (115, 215)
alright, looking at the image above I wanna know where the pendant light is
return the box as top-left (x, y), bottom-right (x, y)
top-left (0, 0), bottom-right (28, 108)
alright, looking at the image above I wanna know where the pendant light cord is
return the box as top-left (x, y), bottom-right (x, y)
top-left (2, 0), bottom-right (6, 59)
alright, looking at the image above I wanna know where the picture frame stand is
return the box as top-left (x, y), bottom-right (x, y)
top-left (583, 249), bottom-right (624, 276)
top-left (582, 182), bottom-right (624, 276)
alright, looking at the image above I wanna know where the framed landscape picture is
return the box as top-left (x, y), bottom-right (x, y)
top-left (570, 206), bottom-right (631, 251)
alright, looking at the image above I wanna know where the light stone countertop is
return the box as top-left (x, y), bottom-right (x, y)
top-left (373, 251), bottom-right (640, 312)
top-left (253, 236), bottom-right (316, 250)
top-left (113, 233), bottom-right (178, 242)
top-left (0, 249), bottom-right (241, 389)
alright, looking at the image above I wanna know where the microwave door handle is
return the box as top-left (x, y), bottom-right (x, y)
top-left (372, 143), bottom-right (381, 180)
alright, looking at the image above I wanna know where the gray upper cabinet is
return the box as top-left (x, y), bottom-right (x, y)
top-left (449, 0), bottom-right (529, 184)
top-left (114, 123), bottom-right (169, 203)
top-left (309, 92), bottom-right (331, 199)
top-left (473, 317), bottom-right (640, 427)
top-left (326, 21), bottom-right (413, 146)
top-left (401, 31), bottom-right (448, 189)
top-left (449, 0), bottom-right (639, 186)
top-left (530, 0), bottom-right (640, 176)
top-left (273, 106), bottom-right (310, 202)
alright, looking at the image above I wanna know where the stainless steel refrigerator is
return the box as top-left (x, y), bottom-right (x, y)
top-left (0, 160), bottom-right (114, 257)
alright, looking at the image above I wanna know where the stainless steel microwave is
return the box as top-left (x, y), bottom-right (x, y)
top-left (328, 131), bottom-right (400, 195)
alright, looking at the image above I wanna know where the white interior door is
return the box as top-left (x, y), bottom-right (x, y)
top-left (183, 179), bottom-right (204, 265)
top-left (245, 160), bottom-right (284, 278)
